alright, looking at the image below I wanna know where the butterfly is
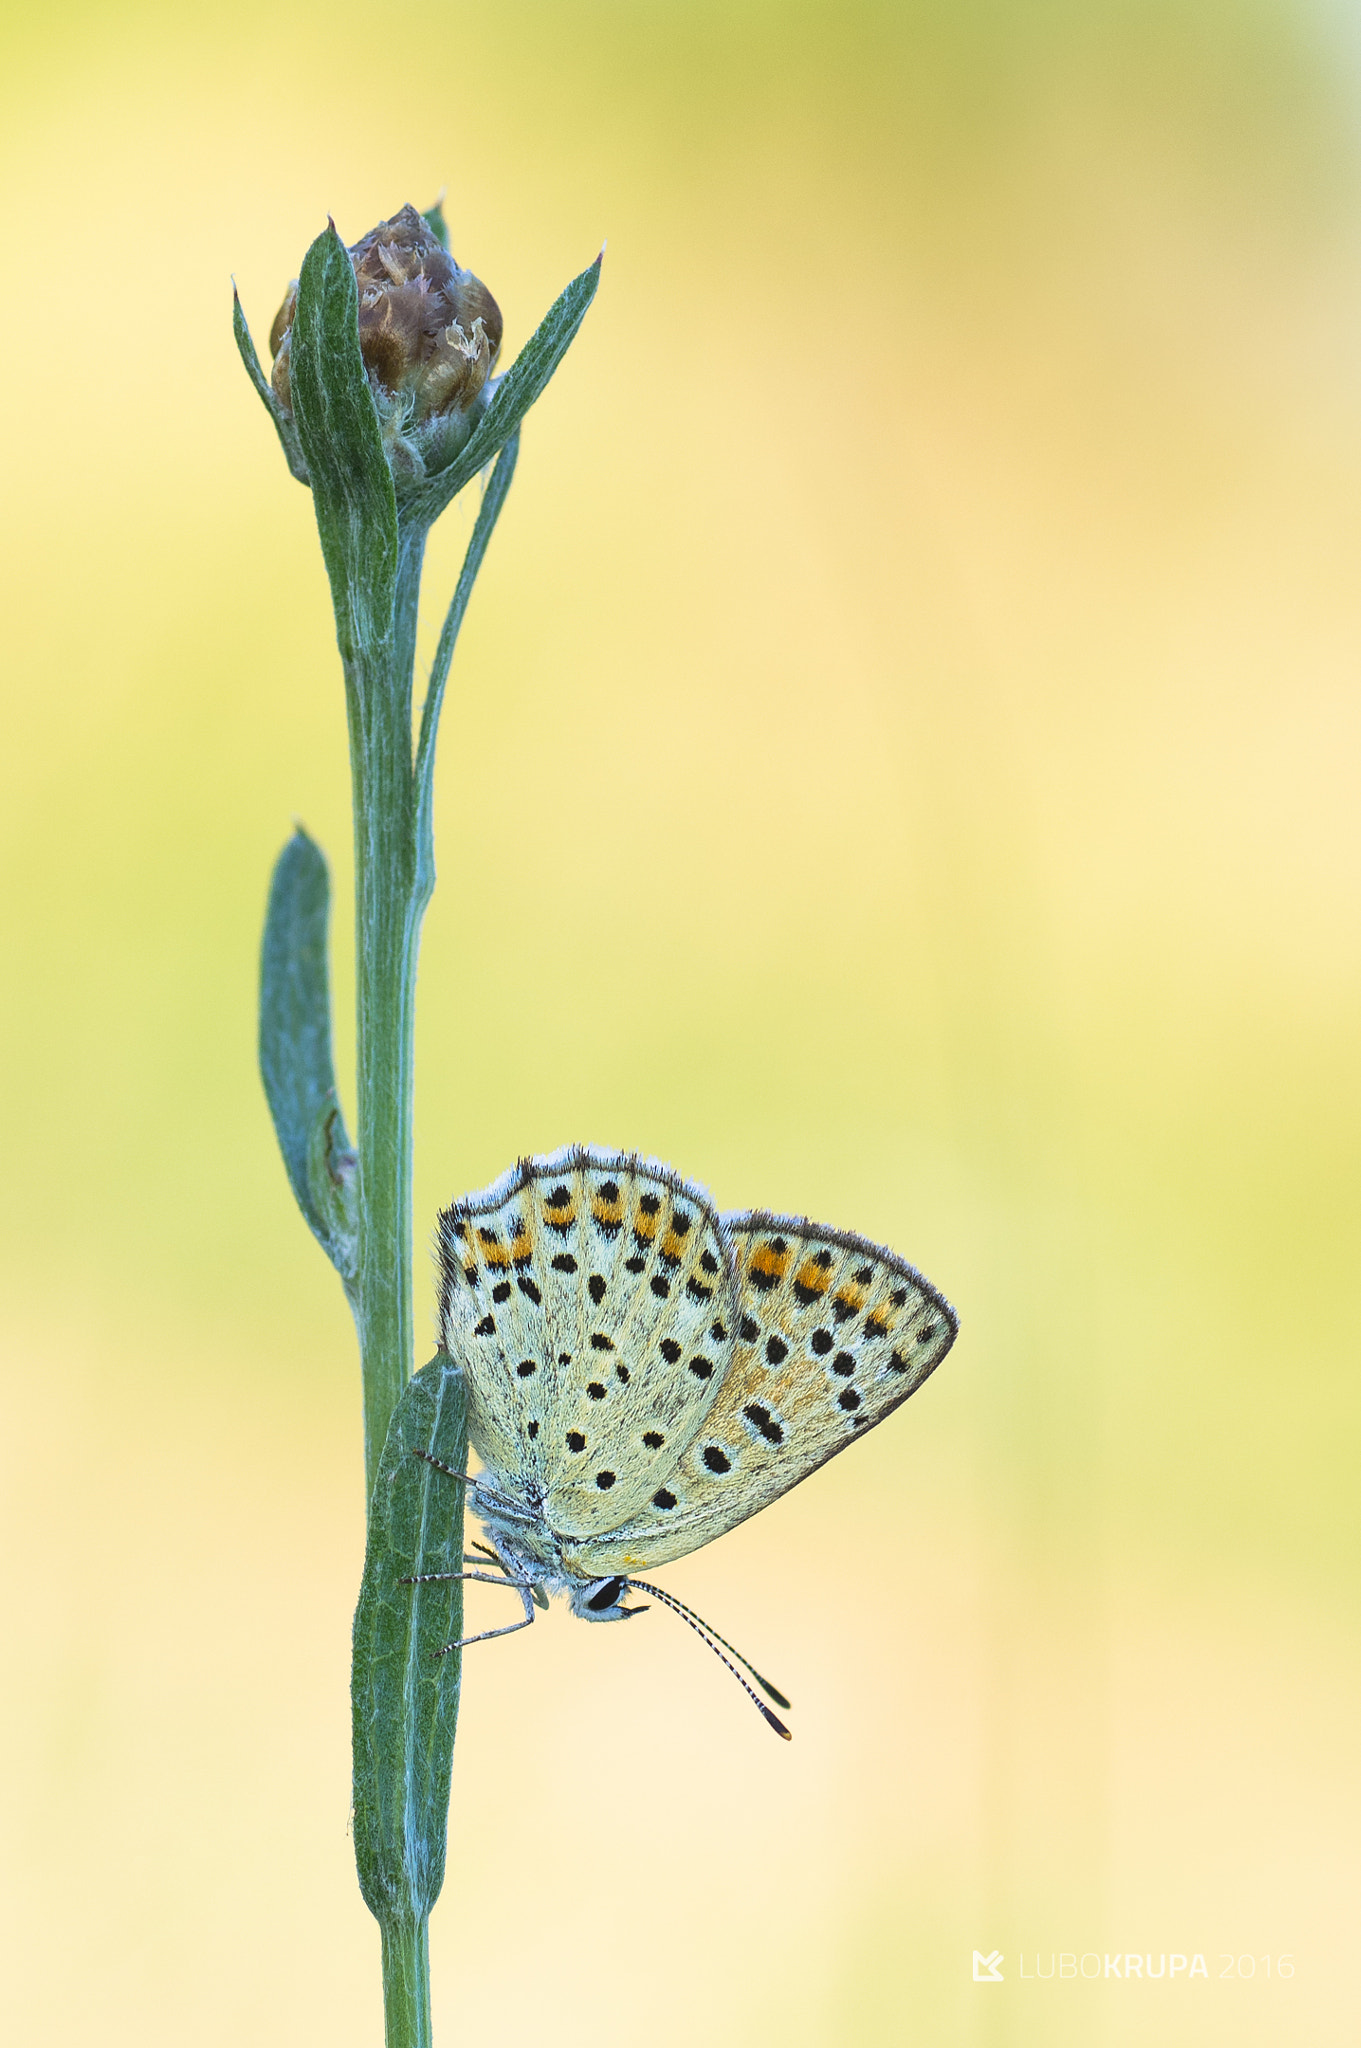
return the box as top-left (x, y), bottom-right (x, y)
top-left (406, 1145), bottom-right (958, 1736)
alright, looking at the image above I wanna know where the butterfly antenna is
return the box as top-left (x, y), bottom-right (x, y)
top-left (628, 1579), bottom-right (792, 1709)
top-left (628, 1579), bottom-right (792, 1740)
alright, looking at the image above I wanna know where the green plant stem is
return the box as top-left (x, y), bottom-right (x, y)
top-left (346, 517), bottom-right (435, 2044)
top-left (381, 1919), bottom-right (432, 2048)
top-left (348, 522), bottom-right (429, 1500)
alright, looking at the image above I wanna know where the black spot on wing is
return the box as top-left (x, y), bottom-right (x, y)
top-left (743, 1402), bottom-right (783, 1445)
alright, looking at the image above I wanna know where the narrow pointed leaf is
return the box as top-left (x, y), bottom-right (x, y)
top-left (402, 253), bottom-right (601, 527)
top-left (288, 223), bottom-right (399, 663)
top-left (413, 427), bottom-right (520, 897)
top-left (259, 829), bottom-right (358, 1283)
top-left (352, 1353), bottom-right (468, 1925)
top-left (232, 289), bottom-right (309, 484)
top-left (421, 197), bottom-right (450, 250)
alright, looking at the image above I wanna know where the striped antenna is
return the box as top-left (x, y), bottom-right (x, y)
top-left (628, 1579), bottom-right (792, 1740)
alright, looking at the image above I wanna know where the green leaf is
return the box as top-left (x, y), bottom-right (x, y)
top-left (401, 252), bottom-right (602, 528)
top-left (259, 829), bottom-right (358, 1285)
top-left (352, 1353), bottom-right (468, 1926)
top-left (421, 196), bottom-right (450, 251)
top-left (288, 223), bottom-right (399, 665)
top-left (413, 427), bottom-right (520, 902)
top-left (232, 287), bottom-right (309, 485)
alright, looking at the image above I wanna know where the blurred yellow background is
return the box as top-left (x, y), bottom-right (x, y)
top-left (1, 1), bottom-right (1358, 2042)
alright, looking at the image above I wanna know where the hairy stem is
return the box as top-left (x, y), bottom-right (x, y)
top-left (346, 518), bottom-right (436, 2043)
top-left (381, 1919), bottom-right (433, 2048)
top-left (348, 522), bottom-right (429, 1499)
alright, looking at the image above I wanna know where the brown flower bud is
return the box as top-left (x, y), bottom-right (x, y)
top-left (269, 205), bottom-right (503, 460)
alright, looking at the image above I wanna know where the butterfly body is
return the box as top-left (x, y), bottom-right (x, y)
top-left (435, 1146), bottom-right (958, 1630)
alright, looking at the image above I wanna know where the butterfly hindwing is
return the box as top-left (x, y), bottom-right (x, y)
top-left (437, 1147), bottom-right (739, 1539)
top-left (561, 1212), bottom-right (958, 1576)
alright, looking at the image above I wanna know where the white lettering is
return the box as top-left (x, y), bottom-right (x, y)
top-left (1059, 1954), bottom-right (1077, 1979)
top-left (1037, 1955), bottom-right (1055, 1980)
top-left (1169, 1956), bottom-right (1187, 1976)
top-left (1190, 1956), bottom-right (1207, 1979)
top-left (1146, 1956), bottom-right (1165, 1979)
top-left (1081, 1955), bottom-right (1100, 1978)
top-left (1104, 1955), bottom-right (1123, 1978)
top-left (1018, 1956), bottom-right (1033, 1980)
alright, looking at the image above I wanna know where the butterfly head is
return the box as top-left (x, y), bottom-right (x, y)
top-left (570, 1574), bottom-right (648, 1624)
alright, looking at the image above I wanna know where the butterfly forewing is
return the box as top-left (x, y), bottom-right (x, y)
top-left (561, 1214), bottom-right (957, 1576)
top-left (438, 1147), bottom-right (739, 1538)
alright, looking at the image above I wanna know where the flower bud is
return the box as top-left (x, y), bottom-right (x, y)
top-left (269, 204), bottom-right (503, 475)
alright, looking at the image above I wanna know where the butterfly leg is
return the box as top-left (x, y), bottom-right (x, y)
top-left (403, 1568), bottom-right (527, 1590)
top-left (431, 1570), bottom-right (538, 1656)
top-left (409, 1448), bottom-right (541, 1526)
top-left (434, 1611), bottom-right (536, 1655)
top-left (466, 1539), bottom-right (551, 1610)
top-left (402, 1537), bottom-right (541, 1654)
